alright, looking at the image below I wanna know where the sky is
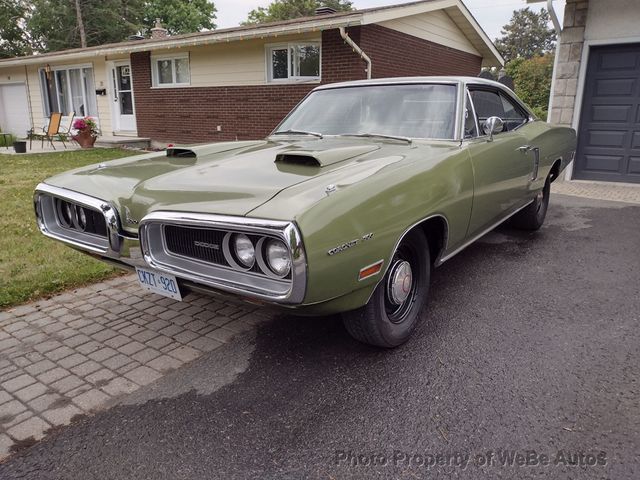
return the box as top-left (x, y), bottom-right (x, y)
top-left (213, 0), bottom-right (566, 41)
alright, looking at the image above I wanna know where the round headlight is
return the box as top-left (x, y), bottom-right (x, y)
top-left (76, 206), bottom-right (87, 231)
top-left (233, 234), bottom-right (255, 267)
top-left (57, 200), bottom-right (73, 228)
top-left (265, 239), bottom-right (291, 277)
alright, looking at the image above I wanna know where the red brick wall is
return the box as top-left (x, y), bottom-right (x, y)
top-left (361, 24), bottom-right (483, 78)
top-left (130, 25), bottom-right (482, 143)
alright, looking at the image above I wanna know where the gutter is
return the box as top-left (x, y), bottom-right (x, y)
top-left (339, 27), bottom-right (372, 80)
top-left (546, 0), bottom-right (562, 33)
top-left (545, 0), bottom-right (563, 122)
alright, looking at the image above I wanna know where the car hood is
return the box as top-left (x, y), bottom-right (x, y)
top-left (45, 138), bottom-right (457, 231)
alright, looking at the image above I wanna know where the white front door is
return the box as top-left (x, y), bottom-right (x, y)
top-left (0, 83), bottom-right (31, 137)
top-left (111, 63), bottom-right (136, 133)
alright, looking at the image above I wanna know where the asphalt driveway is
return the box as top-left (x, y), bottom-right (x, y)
top-left (1, 194), bottom-right (639, 479)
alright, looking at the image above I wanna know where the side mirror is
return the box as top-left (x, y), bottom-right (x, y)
top-left (483, 116), bottom-right (504, 141)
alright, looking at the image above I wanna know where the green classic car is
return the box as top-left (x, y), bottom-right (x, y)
top-left (34, 77), bottom-right (576, 347)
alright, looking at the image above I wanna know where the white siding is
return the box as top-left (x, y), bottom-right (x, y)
top-left (585, 0), bottom-right (640, 42)
top-left (156, 33), bottom-right (321, 88)
top-left (378, 10), bottom-right (480, 56)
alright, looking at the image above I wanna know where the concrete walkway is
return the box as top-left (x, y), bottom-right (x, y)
top-left (0, 276), bottom-right (274, 459)
top-left (552, 179), bottom-right (640, 204)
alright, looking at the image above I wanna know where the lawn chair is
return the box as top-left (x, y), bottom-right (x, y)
top-left (29, 112), bottom-right (63, 150)
top-left (56, 111), bottom-right (75, 148)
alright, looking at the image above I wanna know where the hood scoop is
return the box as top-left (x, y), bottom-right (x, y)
top-left (166, 140), bottom-right (266, 158)
top-left (275, 144), bottom-right (380, 168)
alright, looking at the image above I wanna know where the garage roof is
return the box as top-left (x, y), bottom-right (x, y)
top-left (0, 0), bottom-right (503, 68)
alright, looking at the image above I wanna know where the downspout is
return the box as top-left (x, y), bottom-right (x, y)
top-left (546, 0), bottom-right (562, 122)
top-left (339, 27), bottom-right (372, 80)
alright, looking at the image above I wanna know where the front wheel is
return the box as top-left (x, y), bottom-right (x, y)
top-left (342, 229), bottom-right (430, 348)
top-left (510, 177), bottom-right (551, 231)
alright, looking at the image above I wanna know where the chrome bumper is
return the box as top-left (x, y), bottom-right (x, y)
top-left (34, 183), bottom-right (306, 305)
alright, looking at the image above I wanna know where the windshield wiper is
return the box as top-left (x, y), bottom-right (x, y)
top-left (340, 133), bottom-right (412, 144)
top-left (272, 129), bottom-right (323, 138)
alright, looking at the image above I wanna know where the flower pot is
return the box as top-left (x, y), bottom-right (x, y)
top-left (13, 141), bottom-right (27, 153)
top-left (72, 129), bottom-right (97, 149)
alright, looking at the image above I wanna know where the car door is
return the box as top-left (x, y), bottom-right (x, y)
top-left (464, 86), bottom-right (533, 237)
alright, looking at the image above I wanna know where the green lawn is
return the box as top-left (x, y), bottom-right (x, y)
top-left (0, 148), bottom-right (140, 309)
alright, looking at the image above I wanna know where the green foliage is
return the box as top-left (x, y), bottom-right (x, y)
top-left (495, 8), bottom-right (556, 63)
top-left (28, 0), bottom-right (146, 52)
top-left (6, 0), bottom-right (215, 55)
top-left (244, 0), bottom-right (352, 25)
top-left (506, 54), bottom-right (554, 120)
top-left (143, 0), bottom-right (216, 35)
top-left (0, 0), bottom-right (32, 58)
top-left (0, 133), bottom-right (16, 147)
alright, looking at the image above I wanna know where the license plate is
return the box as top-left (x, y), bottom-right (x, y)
top-left (135, 267), bottom-right (182, 301)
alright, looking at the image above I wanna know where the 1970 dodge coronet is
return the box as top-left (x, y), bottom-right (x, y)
top-left (35, 77), bottom-right (576, 347)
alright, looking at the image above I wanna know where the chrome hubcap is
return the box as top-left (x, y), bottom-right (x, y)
top-left (387, 260), bottom-right (413, 305)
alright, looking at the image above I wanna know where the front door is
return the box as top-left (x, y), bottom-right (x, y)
top-left (111, 63), bottom-right (136, 132)
top-left (465, 86), bottom-right (534, 236)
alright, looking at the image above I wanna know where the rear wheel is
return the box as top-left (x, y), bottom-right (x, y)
top-left (342, 229), bottom-right (430, 348)
top-left (510, 177), bottom-right (551, 231)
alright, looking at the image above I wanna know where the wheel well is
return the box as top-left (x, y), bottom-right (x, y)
top-left (549, 159), bottom-right (562, 183)
top-left (417, 216), bottom-right (448, 265)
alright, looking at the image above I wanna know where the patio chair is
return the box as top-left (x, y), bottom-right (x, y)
top-left (55, 111), bottom-right (75, 148)
top-left (29, 112), bottom-right (63, 150)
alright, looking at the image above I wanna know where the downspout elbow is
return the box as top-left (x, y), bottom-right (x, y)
top-left (547, 0), bottom-right (562, 34)
top-left (339, 26), bottom-right (372, 80)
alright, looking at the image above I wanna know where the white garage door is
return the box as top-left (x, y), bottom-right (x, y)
top-left (0, 83), bottom-right (31, 137)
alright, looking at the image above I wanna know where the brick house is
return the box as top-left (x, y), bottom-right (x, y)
top-left (529, 0), bottom-right (640, 184)
top-left (0, 0), bottom-right (502, 146)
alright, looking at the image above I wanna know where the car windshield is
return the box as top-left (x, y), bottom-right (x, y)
top-left (274, 84), bottom-right (458, 140)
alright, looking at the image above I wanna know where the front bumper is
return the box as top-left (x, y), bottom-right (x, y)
top-left (34, 183), bottom-right (307, 306)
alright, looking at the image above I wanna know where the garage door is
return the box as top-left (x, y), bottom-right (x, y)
top-left (574, 43), bottom-right (640, 183)
top-left (0, 83), bottom-right (31, 137)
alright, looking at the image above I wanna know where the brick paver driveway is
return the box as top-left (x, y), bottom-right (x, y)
top-left (0, 277), bottom-right (272, 457)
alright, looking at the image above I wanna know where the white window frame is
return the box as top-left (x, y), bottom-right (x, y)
top-left (38, 63), bottom-right (97, 117)
top-left (151, 54), bottom-right (191, 88)
top-left (266, 41), bottom-right (321, 83)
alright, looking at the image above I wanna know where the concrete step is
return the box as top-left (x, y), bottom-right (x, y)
top-left (96, 135), bottom-right (151, 150)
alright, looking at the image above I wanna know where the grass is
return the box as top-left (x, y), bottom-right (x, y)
top-left (0, 148), bottom-right (140, 309)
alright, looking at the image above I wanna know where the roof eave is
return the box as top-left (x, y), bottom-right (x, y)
top-left (0, 16), bottom-right (363, 68)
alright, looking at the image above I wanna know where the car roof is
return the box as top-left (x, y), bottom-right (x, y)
top-left (313, 76), bottom-right (509, 91)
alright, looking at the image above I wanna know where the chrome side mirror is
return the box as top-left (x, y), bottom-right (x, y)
top-left (483, 116), bottom-right (504, 142)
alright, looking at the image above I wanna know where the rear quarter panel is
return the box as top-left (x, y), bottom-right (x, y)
top-left (521, 121), bottom-right (577, 191)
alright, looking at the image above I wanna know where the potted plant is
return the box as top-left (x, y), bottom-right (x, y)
top-left (72, 117), bottom-right (99, 148)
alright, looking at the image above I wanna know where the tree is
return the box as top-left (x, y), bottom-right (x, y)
top-left (143, 0), bottom-right (216, 35)
top-left (506, 54), bottom-right (554, 120)
top-left (243, 0), bottom-right (352, 25)
top-left (0, 0), bottom-right (32, 58)
top-left (494, 8), bottom-right (556, 63)
top-left (29, 0), bottom-right (145, 52)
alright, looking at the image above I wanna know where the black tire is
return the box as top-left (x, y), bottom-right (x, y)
top-left (342, 229), bottom-right (430, 348)
top-left (510, 177), bottom-right (551, 231)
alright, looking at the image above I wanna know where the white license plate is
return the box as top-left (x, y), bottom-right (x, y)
top-left (135, 267), bottom-right (182, 301)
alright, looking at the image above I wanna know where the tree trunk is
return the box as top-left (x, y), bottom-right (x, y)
top-left (73, 0), bottom-right (87, 48)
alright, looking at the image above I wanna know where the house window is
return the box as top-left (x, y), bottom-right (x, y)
top-left (152, 55), bottom-right (190, 87)
top-left (267, 43), bottom-right (320, 82)
top-left (39, 66), bottom-right (97, 117)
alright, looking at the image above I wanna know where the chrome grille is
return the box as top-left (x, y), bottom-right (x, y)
top-left (164, 225), bottom-right (227, 266)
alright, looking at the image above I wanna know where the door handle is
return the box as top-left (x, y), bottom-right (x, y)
top-left (517, 145), bottom-right (534, 153)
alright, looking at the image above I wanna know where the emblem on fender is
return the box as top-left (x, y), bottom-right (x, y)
top-left (327, 233), bottom-right (374, 255)
top-left (124, 206), bottom-right (139, 225)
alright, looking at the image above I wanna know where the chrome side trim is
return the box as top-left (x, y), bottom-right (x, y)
top-left (139, 211), bottom-right (307, 304)
top-left (438, 199), bottom-right (534, 264)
